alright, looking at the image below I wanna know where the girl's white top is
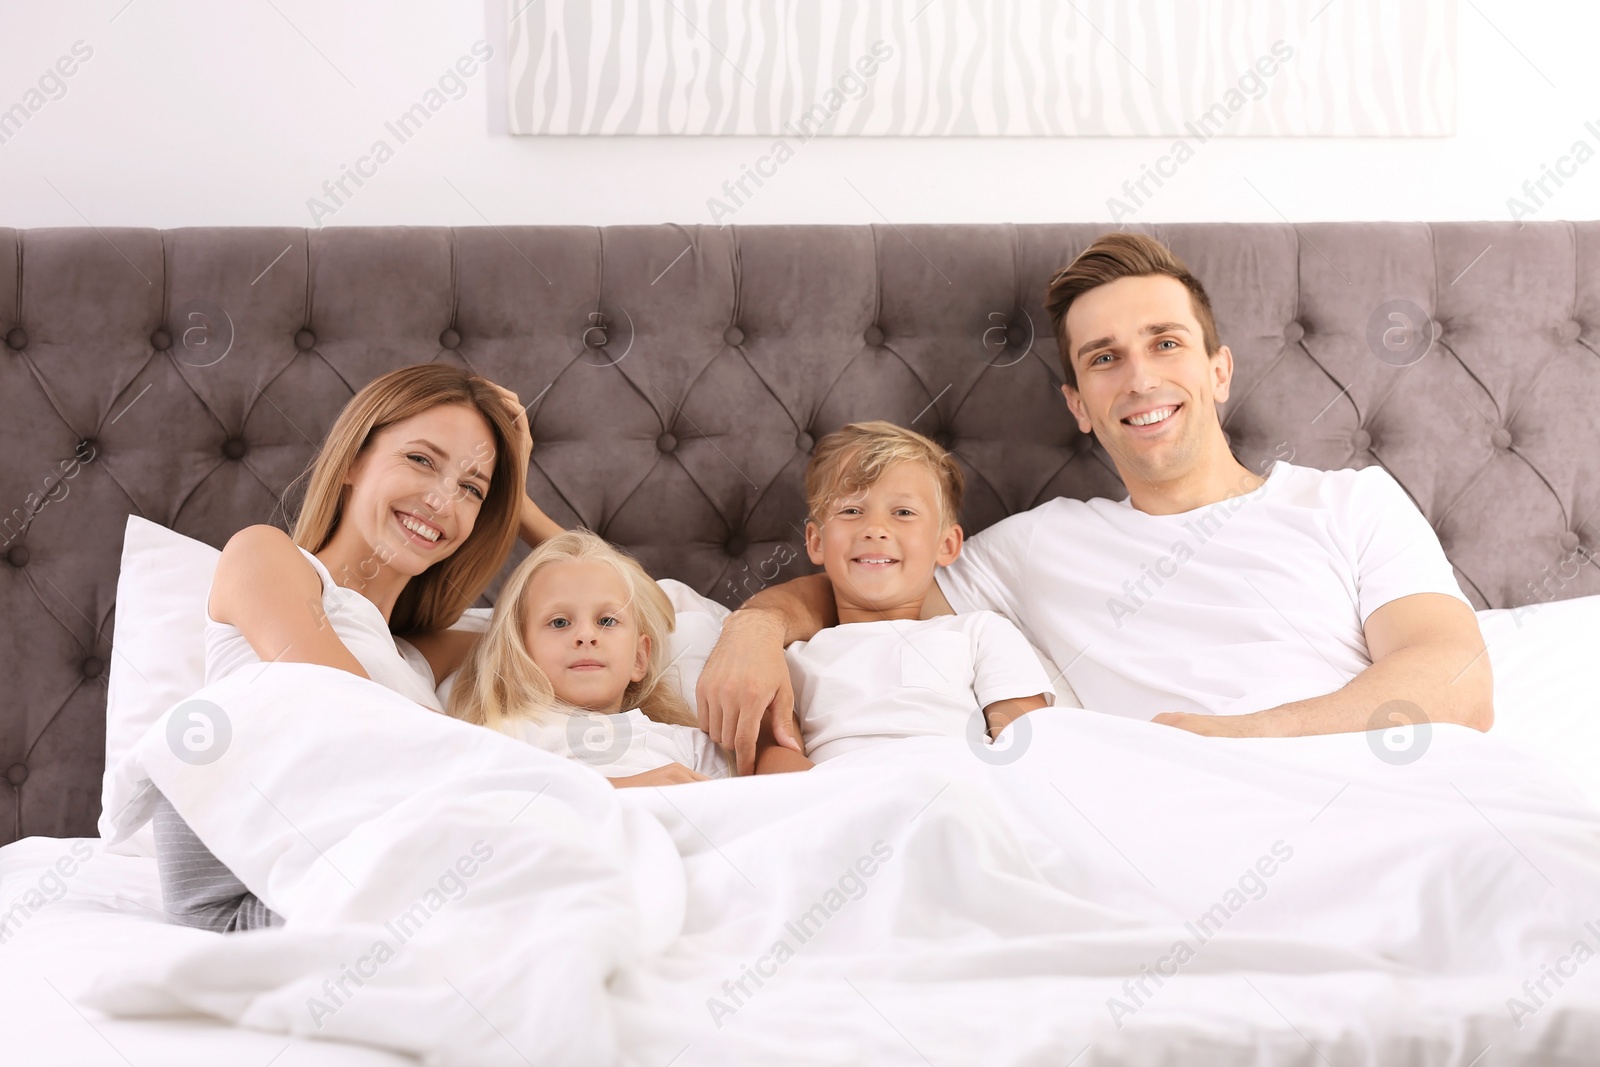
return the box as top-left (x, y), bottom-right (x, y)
top-left (511, 707), bottom-right (728, 779)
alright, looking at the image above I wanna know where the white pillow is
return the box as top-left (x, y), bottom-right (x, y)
top-left (1477, 594), bottom-right (1600, 809)
top-left (101, 516), bottom-right (222, 854)
top-left (656, 578), bottom-right (729, 713)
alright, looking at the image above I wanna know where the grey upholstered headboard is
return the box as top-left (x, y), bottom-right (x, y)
top-left (2, 222), bottom-right (1597, 844)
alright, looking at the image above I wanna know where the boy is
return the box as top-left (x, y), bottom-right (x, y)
top-left (756, 421), bottom-right (1055, 773)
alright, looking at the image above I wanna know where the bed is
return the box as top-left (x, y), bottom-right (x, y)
top-left (3, 222), bottom-right (1600, 1065)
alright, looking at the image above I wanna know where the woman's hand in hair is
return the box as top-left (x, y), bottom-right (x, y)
top-left (480, 378), bottom-right (564, 547)
top-left (609, 762), bottom-right (710, 788)
top-left (481, 379), bottom-right (535, 468)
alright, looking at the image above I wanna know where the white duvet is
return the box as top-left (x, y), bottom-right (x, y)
top-left (87, 662), bottom-right (1600, 1065)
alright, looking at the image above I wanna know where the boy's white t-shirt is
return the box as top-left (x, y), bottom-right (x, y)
top-left (511, 708), bottom-right (729, 779)
top-left (787, 611), bottom-right (1055, 763)
top-left (936, 461), bottom-right (1472, 719)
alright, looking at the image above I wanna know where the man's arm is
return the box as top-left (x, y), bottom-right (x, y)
top-left (1154, 593), bottom-right (1493, 738)
top-left (696, 573), bottom-right (838, 776)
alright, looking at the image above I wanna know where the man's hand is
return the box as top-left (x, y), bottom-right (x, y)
top-left (696, 608), bottom-right (804, 776)
top-left (1151, 711), bottom-right (1265, 737)
top-left (1153, 594), bottom-right (1493, 740)
top-left (610, 762), bottom-right (709, 788)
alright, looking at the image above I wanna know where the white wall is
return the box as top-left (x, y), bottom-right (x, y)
top-left (0, 0), bottom-right (1596, 229)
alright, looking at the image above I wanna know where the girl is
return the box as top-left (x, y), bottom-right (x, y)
top-left (448, 529), bottom-right (729, 786)
top-left (154, 362), bottom-right (564, 931)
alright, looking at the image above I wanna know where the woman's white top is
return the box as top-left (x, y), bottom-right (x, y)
top-left (202, 545), bottom-right (444, 712)
top-left (510, 707), bottom-right (729, 779)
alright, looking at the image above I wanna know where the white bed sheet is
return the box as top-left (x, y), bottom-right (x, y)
top-left (0, 837), bottom-right (416, 1067)
top-left (12, 724), bottom-right (1600, 1066)
top-left (4, 819), bottom-right (1599, 1065)
top-left (8, 587), bottom-right (1600, 1066)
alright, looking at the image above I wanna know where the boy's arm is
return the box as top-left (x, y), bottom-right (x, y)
top-left (697, 573), bottom-right (838, 776)
top-left (754, 703), bottom-right (813, 774)
top-left (754, 735), bottom-right (814, 774)
top-left (983, 694), bottom-right (1051, 739)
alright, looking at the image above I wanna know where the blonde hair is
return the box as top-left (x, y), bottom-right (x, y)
top-left (291, 363), bottom-right (527, 635)
top-left (446, 529), bottom-right (696, 735)
top-left (805, 420), bottom-right (965, 529)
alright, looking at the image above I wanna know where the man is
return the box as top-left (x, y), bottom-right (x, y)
top-left (699, 233), bottom-right (1493, 775)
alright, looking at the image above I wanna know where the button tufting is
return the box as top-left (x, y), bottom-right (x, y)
top-left (1284, 322), bottom-right (1305, 344)
top-left (726, 535), bottom-right (748, 557)
top-left (863, 325), bottom-right (885, 346)
top-left (5, 763), bottom-right (26, 787)
top-left (1005, 323), bottom-right (1027, 347)
top-left (6, 327), bottom-right (27, 350)
top-left (222, 437), bottom-right (248, 460)
top-left (294, 328), bottom-right (316, 351)
top-left (439, 328), bottom-right (461, 350)
top-left (656, 432), bottom-right (678, 454)
top-left (723, 325), bottom-right (745, 346)
top-left (1350, 429), bottom-right (1372, 453)
top-left (151, 329), bottom-right (172, 351)
top-left (78, 438), bottom-right (97, 459)
top-left (934, 432), bottom-right (954, 451)
top-left (795, 431), bottom-right (815, 453)
top-left (6, 545), bottom-right (28, 567)
top-left (1491, 427), bottom-right (1514, 451)
top-left (1559, 320), bottom-right (1583, 344)
top-left (1074, 433), bottom-right (1096, 454)
top-left (1560, 530), bottom-right (1581, 553)
top-left (81, 655), bottom-right (104, 679)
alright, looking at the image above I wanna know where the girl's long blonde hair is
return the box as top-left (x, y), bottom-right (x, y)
top-left (446, 529), bottom-right (697, 734)
top-left (290, 363), bottom-right (527, 634)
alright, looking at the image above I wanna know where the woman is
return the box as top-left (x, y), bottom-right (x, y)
top-left (153, 362), bottom-right (564, 931)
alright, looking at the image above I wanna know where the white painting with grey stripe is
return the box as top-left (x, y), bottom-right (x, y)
top-left (507, 0), bottom-right (1455, 137)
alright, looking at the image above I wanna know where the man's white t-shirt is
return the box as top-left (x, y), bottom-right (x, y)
top-left (511, 708), bottom-right (730, 779)
top-left (787, 611), bottom-right (1055, 762)
top-left (936, 461), bottom-right (1471, 719)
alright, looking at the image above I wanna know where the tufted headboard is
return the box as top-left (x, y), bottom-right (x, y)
top-left (2, 222), bottom-right (1598, 844)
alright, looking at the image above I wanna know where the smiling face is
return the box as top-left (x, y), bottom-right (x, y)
top-left (342, 404), bottom-right (499, 579)
top-left (519, 559), bottom-right (650, 715)
top-left (1060, 274), bottom-right (1236, 489)
top-left (339, 403), bottom-right (497, 577)
top-left (806, 459), bottom-right (963, 624)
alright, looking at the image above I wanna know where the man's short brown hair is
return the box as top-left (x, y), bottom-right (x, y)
top-left (805, 420), bottom-right (964, 529)
top-left (1044, 233), bottom-right (1221, 389)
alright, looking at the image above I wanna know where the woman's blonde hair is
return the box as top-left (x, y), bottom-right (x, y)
top-left (291, 362), bottom-right (527, 634)
top-left (446, 529), bottom-right (696, 735)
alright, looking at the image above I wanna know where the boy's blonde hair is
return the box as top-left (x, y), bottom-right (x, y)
top-left (804, 420), bottom-right (964, 529)
top-left (446, 529), bottom-right (696, 734)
